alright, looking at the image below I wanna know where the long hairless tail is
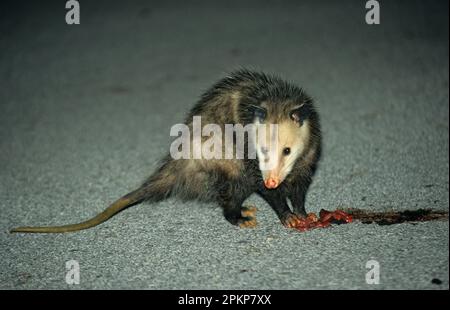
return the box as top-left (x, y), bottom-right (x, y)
top-left (9, 187), bottom-right (150, 233)
top-left (10, 158), bottom-right (176, 234)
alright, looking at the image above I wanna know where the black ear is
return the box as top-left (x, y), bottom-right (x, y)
top-left (249, 104), bottom-right (267, 121)
top-left (290, 104), bottom-right (310, 126)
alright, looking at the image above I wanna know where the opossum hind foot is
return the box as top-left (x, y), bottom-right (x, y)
top-left (224, 205), bottom-right (258, 228)
top-left (241, 205), bottom-right (257, 218)
top-left (239, 205), bottom-right (258, 228)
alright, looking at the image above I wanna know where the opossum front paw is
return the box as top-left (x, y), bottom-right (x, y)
top-left (280, 212), bottom-right (303, 228)
top-left (238, 216), bottom-right (258, 228)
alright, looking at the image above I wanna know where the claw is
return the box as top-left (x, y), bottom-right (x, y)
top-left (238, 217), bottom-right (258, 228)
top-left (281, 213), bottom-right (304, 228)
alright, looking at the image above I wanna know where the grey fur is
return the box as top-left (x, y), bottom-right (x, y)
top-left (10, 69), bottom-right (321, 233)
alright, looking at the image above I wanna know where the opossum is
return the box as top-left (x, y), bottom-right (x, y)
top-left (10, 69), bottom-right (321, 233)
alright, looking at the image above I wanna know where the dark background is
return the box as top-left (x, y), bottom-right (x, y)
top-left (0, 0), bottom-right (448, 289)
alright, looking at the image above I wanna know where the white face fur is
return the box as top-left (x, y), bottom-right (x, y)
top-left (254, 118), bottom-right (310, 189)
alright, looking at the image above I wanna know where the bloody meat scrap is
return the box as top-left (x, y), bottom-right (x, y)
top-left (292, 209), bottom-right (353, 232)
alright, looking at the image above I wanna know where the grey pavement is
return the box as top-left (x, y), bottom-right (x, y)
top-left (0, 0), bottom-right (448, 289)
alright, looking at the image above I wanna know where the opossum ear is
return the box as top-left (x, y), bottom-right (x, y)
top-left (250, 105), bottom-right (267, 121)
top-left (290, 104), bottom-right (310, 126)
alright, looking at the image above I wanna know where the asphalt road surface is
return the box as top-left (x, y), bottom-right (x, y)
top-left (0, 0), bottom-right (448, 289)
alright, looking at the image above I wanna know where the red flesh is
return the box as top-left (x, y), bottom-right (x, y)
top-left (292, 209), bottom-right (353, 232)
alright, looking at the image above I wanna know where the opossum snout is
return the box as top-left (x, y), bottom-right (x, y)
top-left (264, 177), bottom-right (279, 189)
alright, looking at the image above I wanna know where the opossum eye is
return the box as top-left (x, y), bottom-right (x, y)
top-left (250, 105), bottom-right (267, 120)
top-left (261, 147), bottom-right (269, 155)
top-left (255, 110), bottom-right (266, 120)
top-left (283, 147), bottom-right (291, 156)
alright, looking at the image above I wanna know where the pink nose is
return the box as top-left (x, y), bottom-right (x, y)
top-left (264, 178), bottom-right (279, 189)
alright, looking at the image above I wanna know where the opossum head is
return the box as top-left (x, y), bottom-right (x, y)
top-left (251, 103), bottom-right (312, 189)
